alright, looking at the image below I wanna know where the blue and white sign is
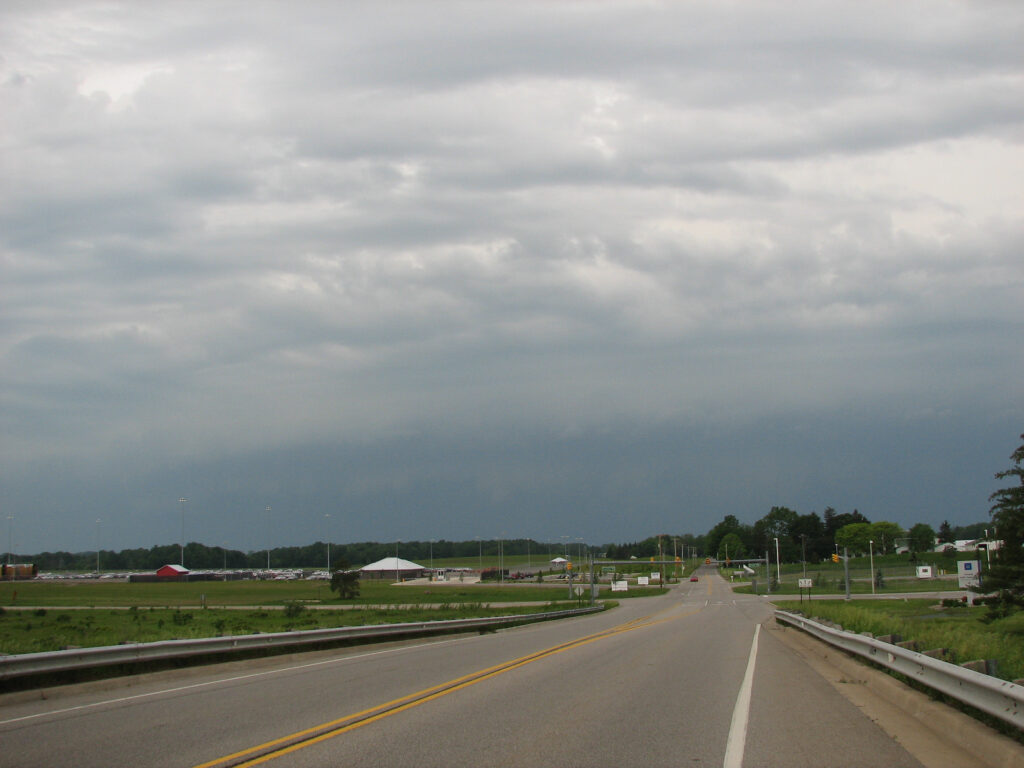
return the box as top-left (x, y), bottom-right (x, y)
top-left (957, 560), bottom-right (981, 589)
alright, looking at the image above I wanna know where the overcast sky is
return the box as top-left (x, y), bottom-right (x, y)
top-left (2, 1), bottom-right (1022, 556)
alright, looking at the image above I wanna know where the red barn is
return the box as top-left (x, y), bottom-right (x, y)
top-left (156, 564), bottom-right (190, 580)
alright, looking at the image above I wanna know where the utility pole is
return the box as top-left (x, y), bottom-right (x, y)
top-left (265, 506), bottom-right (272, 570)
top-left (178, 498), bottom-right (187, 566)
top-left (843, 547), bottom-right (851, 600)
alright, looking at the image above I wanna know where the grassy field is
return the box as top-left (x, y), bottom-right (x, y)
top-left (733, 575), bottom-right (963, 595)
top-left (0, 579), bottom-right (663, 608)
top-left (0, 578), bottom-right (662, 654)
top-left (774, 599), bottom-right (1024, 682)
top-left (726, 551), bottom-right (984, 596)
top-left (0, 602), bottom-right (583, 655)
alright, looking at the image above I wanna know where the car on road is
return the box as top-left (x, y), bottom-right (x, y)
top-left (689, 575), bottom-right (699, 582)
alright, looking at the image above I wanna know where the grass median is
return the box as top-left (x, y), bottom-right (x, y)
top-left (0, 602), bottom-right (591, 655)
top-left (0, 579), bottom-right (658, 654)
top-left (0, 579), bottom-right (663, 608)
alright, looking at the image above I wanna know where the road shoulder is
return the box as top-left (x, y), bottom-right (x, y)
top-left (767, 617), bottom-right (1023, 768)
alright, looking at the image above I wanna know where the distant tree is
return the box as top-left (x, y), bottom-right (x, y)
top-left (825, 508), bottom-right (870, 540)
top-left (329, 559), bottom-right (361, 599)
top-left (822, 506), bottom-right (837, 536)
top-left (753, 506), bottom-right (799, 560)
top-left (986, 433), bottom-right (1024, 608)
top-left (938, 520), bottom-right (954, 544)
top-left (791, 512), bottom-right (828, 562)
top-left (835, 522), bottom-right (872, 555)
top-left (869, 522), bottom-right (904, 554)
top-left (951, 522), bottom-right (989, 541)
top-left (706, 516), bottom-right (743, 562)
top-left (717, 532), bottom-right (746, 561)
top-left (907, 523), bottom-right (937, 554)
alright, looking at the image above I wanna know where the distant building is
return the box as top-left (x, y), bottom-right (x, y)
top-left (934, 539), bottom-right (1003, 553)
top-left (156, 564), bottom-right (190, 580)
top-left (359, 557), bottom-right (425, 580)
top-left (1, 563), bottom-right (37, 580)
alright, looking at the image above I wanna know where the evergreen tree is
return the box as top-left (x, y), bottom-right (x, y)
top-left (987, 433), bottom-right (1024, 607)
top-left (938, 519), bottom-right (954, 544)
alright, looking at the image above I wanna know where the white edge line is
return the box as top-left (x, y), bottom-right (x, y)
top-left (0, 637), bottom-right (462, 727)
top-left (723, 623), bottom-right (760, 768)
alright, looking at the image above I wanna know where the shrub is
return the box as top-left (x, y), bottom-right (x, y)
top-left (283, 601), bottom-right (306, 619)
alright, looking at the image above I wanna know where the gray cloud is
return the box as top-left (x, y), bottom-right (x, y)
top-left (1, 1), bottom-right (1022, 553)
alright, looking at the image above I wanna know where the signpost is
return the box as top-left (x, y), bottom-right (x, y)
top-left (798, 577), bottom-right (813, 604)
top-left (958, 560), bottom-right (981, 591)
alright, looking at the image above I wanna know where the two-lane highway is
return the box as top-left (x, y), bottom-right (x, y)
top-left (1, 572), bottom-right (929, 767)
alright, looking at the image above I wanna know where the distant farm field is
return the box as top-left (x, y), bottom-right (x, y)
top-left (0, 578), bottom-right (661, 654)
top-left (0, 579), bottom-right (661, 608)
top-left (0, 602), bottom-right (578, 655)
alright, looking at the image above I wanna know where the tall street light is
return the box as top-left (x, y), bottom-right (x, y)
top-left (475, 536), bottom-right (482, 573)
top-left (774, 537), bottom-right (781, 590)
top-left (265, 506), bottom-right (272, 571)
top-left (322, 513), bottom-right (331, 573)
top-left (869, 540), bottom-right (875, 595)
top-left (178, 498), bottom-right (187, 566)
top-left (95, 518), bottom-right (101, 573)
top-left (6, 514), bottom-right (13, 569)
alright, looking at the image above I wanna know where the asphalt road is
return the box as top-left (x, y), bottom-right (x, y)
top-left (0, 570), bottom-right (930, 767)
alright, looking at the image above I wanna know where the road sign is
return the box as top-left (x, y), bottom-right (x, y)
top-left (574, 586), bottom-right (584, 597)
top-left (958, 560), bottom-right (981, 589)
top-left (798, 578), bottom-right (812, 589)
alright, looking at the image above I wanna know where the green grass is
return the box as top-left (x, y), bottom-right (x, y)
top-left (0, 578), bottom-right (662, 654)
top-left (0, 579), bottom-right (663, 607)
top-left (774, 599), bottom-right (1024, 682)
top-left (729, 569), bottom-right (964, 595)
top-left (0, 602), bottom-right (579, 655)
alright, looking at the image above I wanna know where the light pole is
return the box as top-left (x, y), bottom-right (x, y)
top-left (774, 537), bottom-right (781, 590)
top-left (222, 542), bottom-right (228, 570)
top-left (476, 537), bottom-right (482, 573)
top-left (429, 539), bottom-right (434, 579)
top-left (95, 518), bottom-right (101, 573)
top-left (6, 514), bottom-right (12, 570)
top-left (265, 506), bottom-right (272, 571)
top-left (178, 498), bottom-right (187, 566)
top-left (869, 540), bottom-right (875, 595)
top-left (800, 534), bottom-right (807, 578)
top-left (323, 513), bottom-right (331, 573)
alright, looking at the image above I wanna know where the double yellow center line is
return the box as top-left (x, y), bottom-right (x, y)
top-left (194, 603), bottom-right (696, 768)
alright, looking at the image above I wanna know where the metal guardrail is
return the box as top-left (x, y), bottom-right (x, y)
top-left (0, 606), bottom-right (602, 681)
top-left (775, 609), bottom-right (1023, 730)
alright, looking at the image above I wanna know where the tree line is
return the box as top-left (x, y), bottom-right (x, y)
top-left (8, 433), bottom-right (1021, 612)
top-left (12, 538), bottom-right (585, 572)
